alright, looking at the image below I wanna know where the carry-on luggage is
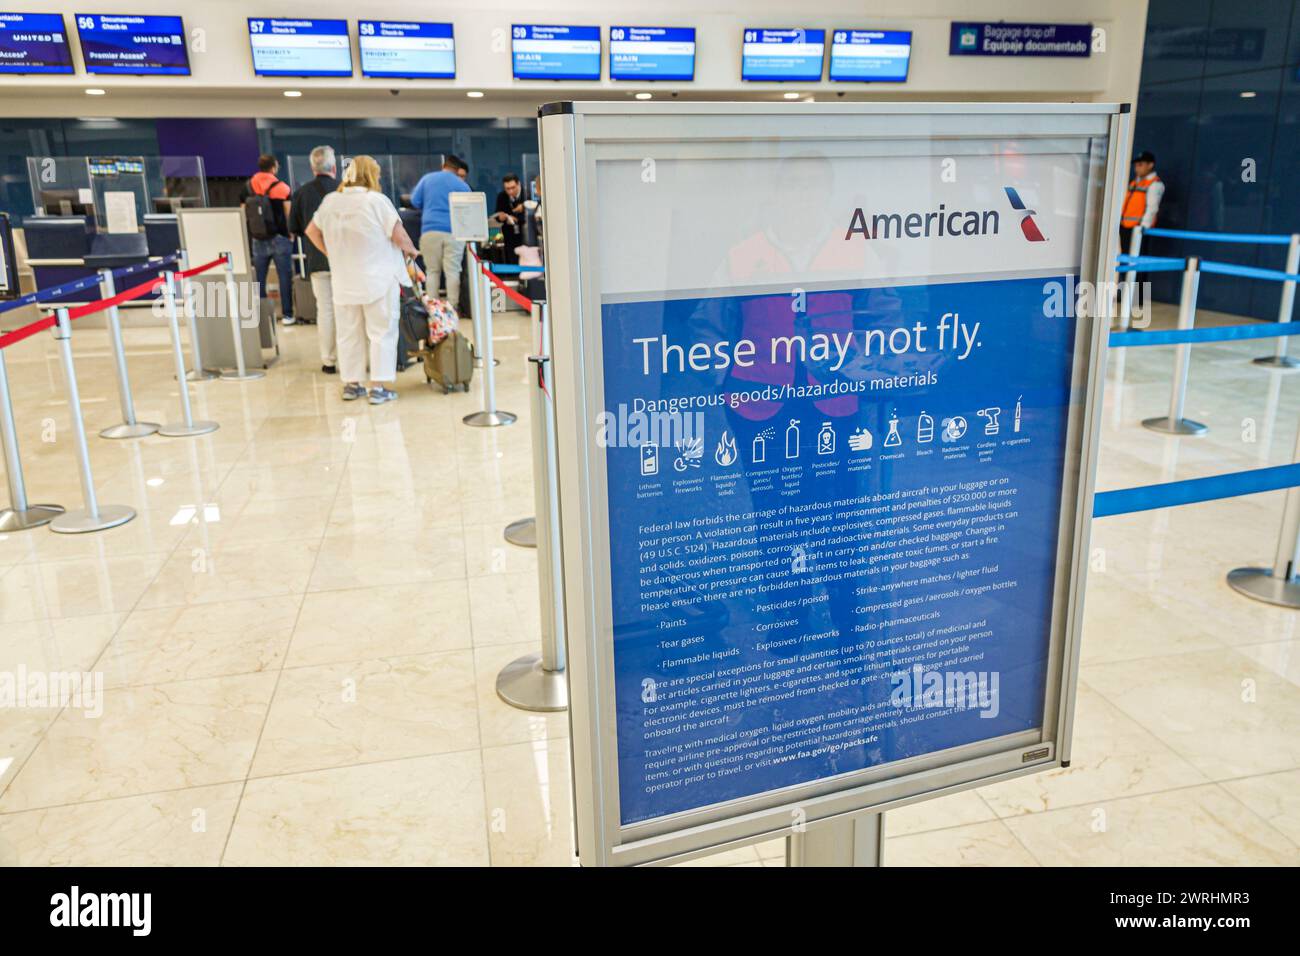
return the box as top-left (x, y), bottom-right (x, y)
top-left (424, 332), bottom-right (473, 393)
top-left (291, 238), bottom-right (317, 324)
top-left (398, 291), bottom-right (429, 372)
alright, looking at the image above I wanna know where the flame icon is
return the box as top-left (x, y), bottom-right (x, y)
top-left (715, 430), bottom-right (738, 467)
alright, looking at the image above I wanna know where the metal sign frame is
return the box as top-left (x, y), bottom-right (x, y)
top-left (539, 101), bottom-right (1130, 866)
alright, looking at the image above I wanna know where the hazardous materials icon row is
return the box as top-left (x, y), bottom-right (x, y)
top-left (638, 398), bottom-right (1026, 475)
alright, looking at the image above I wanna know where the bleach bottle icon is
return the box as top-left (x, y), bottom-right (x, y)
top-left (917, 411), bottom-right (934, 444)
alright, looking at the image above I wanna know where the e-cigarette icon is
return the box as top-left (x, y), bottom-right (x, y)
top-left (640, 443), bottom-right (658, 476)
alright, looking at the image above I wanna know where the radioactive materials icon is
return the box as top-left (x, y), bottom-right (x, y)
top-left (673, 435), bottom-right (703, 471)
top-left (941, 416), bottom-right (968, 442)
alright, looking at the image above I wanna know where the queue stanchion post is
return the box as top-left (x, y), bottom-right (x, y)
top-left (157, 270), bottom-right (218, 438)
top-left (0, 349), bottom-right (64, 531)
top-left (1142, 256), bottom-right (1208, 436)
top-left (496, 301), bottom-right (567, 712)
top-left (218, 252), bottom-right (264, 382)
top-left (1226, 417), bottom-right (1300, 608)
top-left (96, 267), bottom-right (160, 439)
top-left (48, 307), bottom-right (134, 534)
top-left (504, 299), bottom-right (545, 548)
top-left (1119, 225), bottom-right (1142, 331)
top-left (462, 265), bottom-right (516, 427)
top-left (467, 242), bottom-right (485, 369)
top-left (1253, 232), bottom-right (1300, 370)
top-left (178, 250), bottom-right (218, 382)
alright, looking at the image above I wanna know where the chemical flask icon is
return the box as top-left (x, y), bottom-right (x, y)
top-left (884, 414), bottom-right (902, 448)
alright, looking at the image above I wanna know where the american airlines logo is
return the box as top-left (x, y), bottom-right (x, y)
top-left (843, 186), bottom-right (1046, 243)
top-left (1004, 186), bottom-right (1047, 242)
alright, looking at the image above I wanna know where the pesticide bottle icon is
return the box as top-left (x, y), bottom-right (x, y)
top-left (785, 420), bottom-right (801, 459)
top-left (917, 411), bottom-right (934, 444)
top-left (817, 422), bottom-right (835, 455)
top-left (884, 413), bottom-right (902, 448)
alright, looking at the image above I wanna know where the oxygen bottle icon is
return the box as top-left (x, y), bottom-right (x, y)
top-left (785, 420), bottom-right (800, 459)
top-left (917, 411), bottom-right (934, 444)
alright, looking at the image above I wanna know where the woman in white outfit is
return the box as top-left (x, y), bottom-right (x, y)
top-left (305, 155), bottom-right (422, 405)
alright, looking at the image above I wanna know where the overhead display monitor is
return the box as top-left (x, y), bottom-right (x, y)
top-left (75, 12), bottom-right (189, 75)
top-left (512, 24), bottom-right (601, 81)
top-left (741, 28), bottom-right (825, 82)
top-left (829, 29), bottom-right (912, 82)
top-left (247, 17), bottom-right (351, 77)
top-left (609, 26), bottom-right (696, 82)
top-left (358, 20), bottom-right (455, 79)
top-left (0, 12), bottom-right (74, 73)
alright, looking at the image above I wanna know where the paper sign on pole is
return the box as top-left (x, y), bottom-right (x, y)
top-left (451, 191), bottom-right (489, 242)
top-left (539, 102), bottom-right (1129, 866)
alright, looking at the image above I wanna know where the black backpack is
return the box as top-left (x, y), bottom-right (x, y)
top-left (397, 290), bottom-right (429, 371)
top-left (244, 177), bottom-right (281, 241)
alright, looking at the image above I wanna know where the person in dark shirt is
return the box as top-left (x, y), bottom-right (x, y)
top-left (288, 146), bottom-right (341, 372)
top-left (494, 173), bottom-right (526, 263)
top-left (239, 153), bottom-right (295, 324)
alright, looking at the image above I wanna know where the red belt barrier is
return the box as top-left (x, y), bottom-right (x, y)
top-left (66, 274), bottom-right (164, 320)
top-left (178, 255), bottom-right (229, 279)
top-left (0, 254), bottom-right (230, 352)
top-left (0, 315), bottom-right (57, 351)
top-left (482, 266), bottom-right (534, 311)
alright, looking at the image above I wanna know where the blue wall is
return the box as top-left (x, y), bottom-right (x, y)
top-left (1137, 0), bottom-right (1300, 319)
top-left (0, 116), bottom-right (537, 219)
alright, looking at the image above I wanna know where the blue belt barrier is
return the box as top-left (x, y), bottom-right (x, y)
top-left (1116, 255), bottom-right (1187, 273)
top-left (0, 252), bottom-right (180, 318)
top-left (1110, 322), bottom-right (1300, 347)
top-left (1143, 227), bottom-right (1294, 246)
top-left (1200, 260), bottom-right (1300, 284)
top-left (482, 263), bottom-right (543, 275)
top-left (1094, 463), bottom-right (1300, 517)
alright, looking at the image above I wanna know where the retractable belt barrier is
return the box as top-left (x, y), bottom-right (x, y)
top-left (462, 248), bottom-right (518, 428)
top-left (0, 254), bottom-right (230, 535)
top-left (1105, 246), bottom-right (1300, 608)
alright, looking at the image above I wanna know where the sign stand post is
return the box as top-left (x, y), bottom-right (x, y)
top-left (787, 813), bottom-right (884, 867)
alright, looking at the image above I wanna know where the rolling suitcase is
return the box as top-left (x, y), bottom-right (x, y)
top-left (424, 332), bottom-right (473, 393)
top-left (291, 238), bottom-right (317, 324)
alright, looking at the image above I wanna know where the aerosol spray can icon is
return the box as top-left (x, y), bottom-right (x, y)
top-left (753, 433), bottom-right (766, 463)
top-left (917, 411), bottom-right (934, 443)
top-left (785, 420), bottom-right (800, 459)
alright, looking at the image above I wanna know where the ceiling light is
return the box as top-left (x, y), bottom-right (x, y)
top-left (635, 92), bottom-right (652, 100)
top-left (1240, 91), bottom-right (1257, 98)
top-left (467, 91), bottom-right (485, 98)
top-left (283, 90), bottom-right (302, 98)
top-left (85, 88), bottom-right (106, 96)
top-left (783, 92), bottom-right (800, 100)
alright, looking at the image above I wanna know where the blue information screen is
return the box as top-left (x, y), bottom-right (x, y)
top-left (741, 28), bottom-right (825, 82)
top-left (829, 29), bottom-right (912, 82)
top-left (358, 20), bottom-right (455, 79)
top-left (512, 24), bottom-right (601, 80)
top-left (609, 26), bottom-right (695, 82)
top-left (951, 22), bottom-right (1092, 57)
top-left (248, 17), bottom-right (352, 77)
top-left (601, 276), bottom-right (1075, 824)
top-left (0, 12), bottom-right (73, 73)
top-left (75, 12), bottom-right (189, 75)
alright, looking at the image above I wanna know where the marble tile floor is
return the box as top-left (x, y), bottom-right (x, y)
top-left (1, 303), bottom-right (1299, 866)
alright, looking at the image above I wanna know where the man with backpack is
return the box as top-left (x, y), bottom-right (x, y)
top-left (288, 146), bottom-right (340, 372)
top-left (239, 153), bottom-right (295, 325)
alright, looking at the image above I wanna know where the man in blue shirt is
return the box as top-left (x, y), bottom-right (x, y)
top-left (411, 154), bottom-right (471, 311)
